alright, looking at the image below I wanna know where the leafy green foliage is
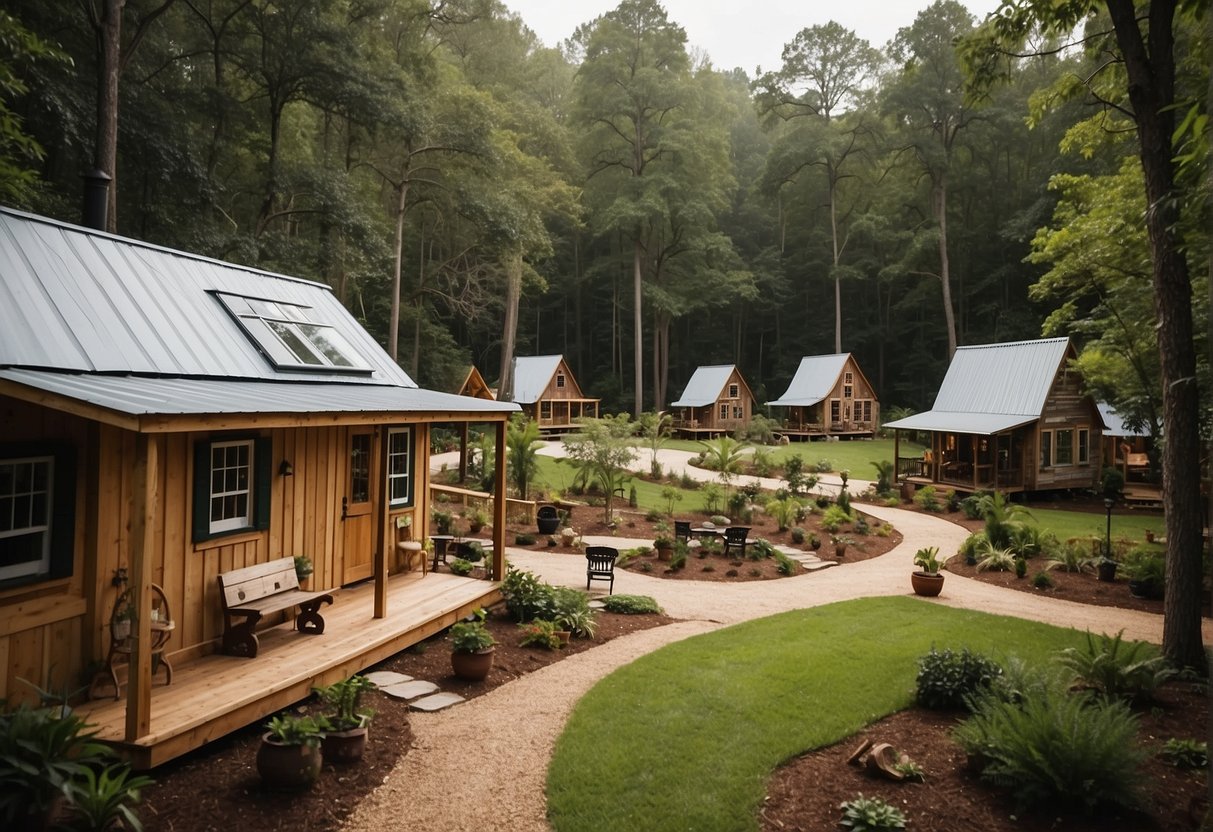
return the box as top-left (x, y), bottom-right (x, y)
top-left (765, 497), bottom-right (801, 531)
top-left (1054, 630), bottom-right (1176, 704)
top-left (913, 546), bottom-right (941, 574)
top-left (773, 551), bottom-right (797, 576)
top-left (450, 609), bottom-right (497, 653)
top-left (505, 414), bottom-right (542, 500)
top-left (838, 794), bottom-right (906, 831)
top-left (65, 763), bottom-right (154, 832)
top-left (518, 619), bottom-right (563, 650)
top-left (913, 485), bottom-right (941, 512)
top-left (600, 594), bottom-right (662, 615)
top-left (1160, 738), bottom-right (1207, 769)
top-left (448, 558), bottom-right (474, 576)
top-left (977, 491), bottom-right (1031, 549)
top-left (313, 675), bottom-right (376, 730)
top-left (975, 545), bottom-right (1017, 573)
top-left (263, 714), bottom-right (328, 747)
top-left (820, 505), bottom-right (852, 533)
top-left (953, 686), bottom-right (1145, 813)
top-left (915, 647), bottom-right (1003, 710)
top-left (1045, 542), bottom-right (1095, 574)
top-left (500, 567), bottom-right (556, 622)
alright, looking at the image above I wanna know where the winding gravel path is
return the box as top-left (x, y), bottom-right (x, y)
top-left (344, 446), bottom-right (1210, 832)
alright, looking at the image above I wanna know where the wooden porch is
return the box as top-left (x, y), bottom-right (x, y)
top-left (779, 420), bottom-right (877, 440)
top-left (896, 455), bottom-right (1027, 495)
top-left (74, 571), bottom-right (499, 770)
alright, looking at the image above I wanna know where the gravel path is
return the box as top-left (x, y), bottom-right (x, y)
top-left (345, 447), bottom-right (1210, 832)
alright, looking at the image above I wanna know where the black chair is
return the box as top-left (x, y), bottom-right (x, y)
top-left (585, 546), bottom-right (619, 594)
top-left (723, 526), bottom-right (751, 559)
top-left (537, 505), bottom-right (560, 535)
top-left (673, 521), bottom-right (691, 544)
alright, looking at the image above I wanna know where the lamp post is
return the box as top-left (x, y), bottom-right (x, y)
top-left (1103, 497), bottom-right (1114, 559)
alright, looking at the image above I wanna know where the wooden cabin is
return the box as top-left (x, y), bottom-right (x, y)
top-left (0, 208), bottom-right (518, 768)
top-left (1098, 402), bottom-right (1161, 506)
top-left (509, 355), bottom-right (599, 432)
top-left (886, 338), bottom-right (1105, 495)
top-left (669, 365), bottom-right (756, 438)
top-left (767, 354), bottom-right (879, 440)
top-left (457, 366), bottom-right (496, 400)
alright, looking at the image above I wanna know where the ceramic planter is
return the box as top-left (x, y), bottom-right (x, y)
top-left (911, 571), bottom-right (944, 597)
top-left (451, 647), bottom-right (495, 681)
top-left (256, 735), bottom-right (322, 790)
top-left (322, 726), bottom-right (369, 764)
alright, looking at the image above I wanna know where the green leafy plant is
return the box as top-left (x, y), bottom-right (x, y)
top-left (893, 758), bottom-right (925, 782)
top-left (514, 532), bottom-right (537, 546)
top-left (1032, 571), bottom-right (1053, 589)
top-left (870, 460), bottom-right (894, 495)
top-left (313, 675), bottom-right (376, 730)
top-left (838, 793), bottom-right (906, 831)
top-left (1119, 548), bottom-right (1165, 598)
top-left (293, 555), bottom-right (313, 581)
top-left (912, 546), bottom-right (941, 575)
top-left (821, 505), bottom-right (852, 532)
top-left (448, 558), bottom-right (474, 577)
top-left (953, 686), bottom-right (1145, 813)
top-left (601, 594), bottom-right (662, 615)
top-left (774, 551), bottom-right (796, 576)
top-left (263, 714), bottom-right (328, 748)
top-left (518, 619), bottom-right (563, 650)
top-left (958, 530), bottom-right (988, 565)
top-left (1054, 630), bottom-right (1176, 704)
top-left (975, 544), bottom-right (1017, 573)
top-left (500, 567), bottom-right (555, 622)
top-left (913, 484), bottom-right (941, 512)
top-left (659, 486), bottom-right (682, 516)
top-left (916, 647), bottom-right (1003, 710)
top-left (1014, 556), bottom-right (1028, 579)
top-left (1045, 543), bottom-right (1096, 574)
top-left (960, 495), bottom-right (983, 519)
top-left (1160, 737), bottom-right (1207, 769)
top-left (552, 588), bottom-right (598, 638)
top-left (65, 763), bottom-right (155, 832)
top-left (976, 490), bottom-right (1031, 549)
top-left (749, 538), bottom-right (776, 560)
top-left (450, 609), bottom-right (497, 653)
top-left (765, 497), bottom-right (801, 531)
top-left (789, 525), bottom-right (806, 544)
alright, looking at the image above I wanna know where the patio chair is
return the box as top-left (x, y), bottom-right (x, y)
top-left (673, 521), bottom-right (692, 544)
top-left (585, 546), bottom-right (619, 594)
top-left (722, 526), bottom-right (751, 560)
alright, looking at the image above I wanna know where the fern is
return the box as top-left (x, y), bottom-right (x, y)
top-left (1054, 630), bottom-right (1176, 704)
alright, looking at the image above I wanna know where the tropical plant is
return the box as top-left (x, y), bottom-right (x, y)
top-left (1160, 738), bottom-right (1207, 769)
top-left (782, 454), bottom-right (808, 495)
top-left (870, 459), bottom-right (894, 495)
top-left (750, 446), bottom-right (775, 477)
top-left (958, 530), bottom-right (988, 564)
top-left (765, 497), bottom-right (801, 531)
top-left (313, 675), bottom-right (376, 730)
top-left (916, 647), bottom-right (1003, 710)
top-left (660, 486), bottom-right (683, 516)
top-left (518, 619), bottom-right (563, 650)
top-left (450, 609), bottom-right (497, 653)
top-left (913, 546), bottom-right (941, 575)
top-left (838, 793), bottom-right (906, 831)
top-left (1054, 630), bottom-right (1176, 704)
top-left (561, 414), bottom-right (638, 523)
top-left (913, 484), bottom-right (941, 512)
top-left (699, 435), bottom-right (748, 493)
top-left (551, 587), bottom-right (597, 638)
top-left (600, 594), bottom-right (662, 615)
top-left (500, 567), bottom-right (555, 622)
top-left (668, 547), bottom-right (688, 570)
top-left (975, 544), bottom-right (1018, 573)
top-left (263, 714), bottom-right (328, 747)
top-left (774, 551), bottom-right (797, 576)
top-left (637, 410), bottom-right (672, 478)
top-left (976, 490), bottom-right (1031, 548)
top-left (1119, 548), bottom-right (1166, 598)
top-left (1045, 543), bottom-right (1096, 574)
top-left (820, 505), bottom-right (852, 532)
top-left (700, 483), bottom-right (724, 514)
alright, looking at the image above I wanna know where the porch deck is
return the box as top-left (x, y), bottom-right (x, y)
top-left (74, 571), bottom-right (500, 769)
top-left (778, 423), bottom-right (876, 440)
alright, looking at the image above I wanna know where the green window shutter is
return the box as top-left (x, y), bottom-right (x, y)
top-left (192, 439), bottom-right (211, 543)
top-left (254, 437), bottom-right (272, 530)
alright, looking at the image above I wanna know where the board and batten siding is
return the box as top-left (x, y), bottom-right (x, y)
top-left (1, 395), bottom-right (430, 705)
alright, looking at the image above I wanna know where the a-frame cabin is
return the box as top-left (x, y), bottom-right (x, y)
top-left (669, 365), bottom-right (755, 438)
top-left (766, 354), bottom-right (879, 440)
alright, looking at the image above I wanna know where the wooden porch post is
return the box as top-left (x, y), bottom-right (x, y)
top-left (893, 430), bottom-right (901, 483)
top-left (493, 419), bottom-right (507, 581)
top-left (373, 425), bottom-right (390, 619)
top-left (971, 436), bottom-right (978, 492)
top-left (124, 433), bottom-right (160, 742)
top-left (458, 422), bottom-right (469, 483)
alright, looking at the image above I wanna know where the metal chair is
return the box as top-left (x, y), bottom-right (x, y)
top-left (722, 526), bottom-right (751, 560)
top-left (673, 521), bottom-right (691, 544)
top-left (585, 546), bottom-right (619, 594)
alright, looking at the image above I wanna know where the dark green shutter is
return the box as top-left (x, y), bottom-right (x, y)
top-left (254, 437), bottom-right (272, 530)
top-left (191, 440), bottom-right (211, 543)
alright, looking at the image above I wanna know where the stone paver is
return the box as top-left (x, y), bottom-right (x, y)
top-left (363, 670), bottom-right (411, 687)
top-left (410, 692), bottom-right (466, 712)
top-left (381, 680), bottom-right (439, 700)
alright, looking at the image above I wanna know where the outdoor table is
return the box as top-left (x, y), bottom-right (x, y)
top-left (430, 534), bottom-right (457, 571)
top-left (689, 526), bottom-right (724, 541)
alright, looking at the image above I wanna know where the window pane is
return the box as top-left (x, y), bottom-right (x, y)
top-left (0, 533), bottom-right (44, 568)
top-left (1040, 433), bottom-right (1052, 467)
top-left (267, 320), bottom-right (324, 365)
top-left (298, 324), bottom-right (361, 368)
top-left (14, 463), bottom-right (32, 492)
top-left (0, 497), bottom-right (12, 532)
top-left (1056, 430), bottom-right (1073, 465)
top-left (211, 496), bottom-right (224, 522)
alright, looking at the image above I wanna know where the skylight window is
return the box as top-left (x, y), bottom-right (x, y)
top-left (215, 292), bottom-right (370, 373)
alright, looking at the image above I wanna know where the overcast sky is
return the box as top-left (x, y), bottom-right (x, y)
top-left (501, 0), bottom-right (1004, 75)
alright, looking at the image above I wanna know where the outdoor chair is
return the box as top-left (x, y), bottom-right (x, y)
top-left (674, 521), bottom-right (691, 544)
top-left (722, 526), bottom-right (751, 560)
top-left (585, 546), bottom-right (619, 594)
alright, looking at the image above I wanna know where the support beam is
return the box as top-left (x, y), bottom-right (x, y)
top-left (125, 433), bottom-right (159, 742)
top-left (374, 425), bottom-right (390, 619)
top-left (493, 420), bottom-right (507, 581)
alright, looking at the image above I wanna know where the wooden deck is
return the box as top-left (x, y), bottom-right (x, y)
top-left (74, 571), bottom-right (500, 769)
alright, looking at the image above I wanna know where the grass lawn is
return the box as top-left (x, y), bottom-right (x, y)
top-left (662, 437), bottom-right (925, 477)
top-left (547, 597), bottom-right (1093, 832)
top-left (1022, 505), bottom-right (1161, 547)
top-left (533, 455), bottom-right (704, 518)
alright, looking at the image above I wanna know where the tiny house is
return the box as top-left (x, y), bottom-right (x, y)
top-left (456, 366), bottom-right (495, 400)
top-left (0, 208), bottom-right (517, 767)
top-left (669, 365), bottom-right (755, 438)
top-left (509, 355), bottom-right (599, 432)
top-left (767, 354), bottom-right (879, 439)
top-left (885, 338), bottom-right (1105, 495)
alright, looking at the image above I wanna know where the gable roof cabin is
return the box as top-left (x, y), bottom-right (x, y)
top-left (457, 366), bottom-right (495, 400)
top-left (884, 337), bottom-right (1105, 495)
top-left (0, 207), bottom-right (517, 768)
top-left (669, 364), bottom-right (755, 437)
top-left (766, 353), bottom-right (879, 439)
top-left (509, 354), bottom-right (598, 431)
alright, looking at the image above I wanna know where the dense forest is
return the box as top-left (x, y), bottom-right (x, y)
top-left (0, 0), bottom-right (1207, 424)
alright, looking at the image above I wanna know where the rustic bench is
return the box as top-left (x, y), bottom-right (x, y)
top-left (217, 557), bottom-right (333, 658)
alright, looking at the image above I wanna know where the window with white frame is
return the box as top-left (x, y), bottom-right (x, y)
top-left (733, 405), bottom-right (743, 419)
top-left (209, 440), bottom-right (254, 533)
top-left (556, 373), bottom-right (566, 389)
top-left (0, 457), bottom-right (53, 582)
top-left (388, 428), bottom-right (413, 506)
top-left (728, 383), bottom-right (739, 398)
top-left (1078, 428), bottom-right (1090, 464)
top-left (861, 400), bottom-right (872, 422)
top-left (215, 292), bottom-right (370, 373)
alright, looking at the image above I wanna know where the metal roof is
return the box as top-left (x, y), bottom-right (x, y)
top-left (884, 338), bottom-right (1073, 435)
top-left (0, 369), bottom-right (518, 418)
top-left (510, 355), bottom-right (563, 404)
top-left (1097, 402), bottom-right (1145, 438)
top-left (0, 207), bottom-right (414, 387)
top-left (670, 365), bottom-right (737, 407)
top-left (767, 354), bottom-right (850, 407)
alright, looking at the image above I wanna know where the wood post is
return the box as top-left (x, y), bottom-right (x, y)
top-left (125, 433), bottom-right (160, 742)
top-left (373, 425), bottom-right (390, 619)
top-left (493, 420), bottom-right (507, 581)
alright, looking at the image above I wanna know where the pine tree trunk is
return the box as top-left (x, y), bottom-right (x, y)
top-left (499, 251), bottom-right (522, 401)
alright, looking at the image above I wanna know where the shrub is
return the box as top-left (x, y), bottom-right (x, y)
top-left (601, 594), bottom-right (662, 615)
top-left (836, 488), bottom-right (852, 515)
top-left (514, 532), bottom-right (537, 546)
top-left (448, 558), bottom-right (474, 577)
top-left (551, 587), bottom-right (597, 638)
top-left (1009, 524), bottom-right (1047, 559)
top-left (913, 485), bottom-right (941, 512)
top-left (975, 545), bottom-right (1017, 573)
top-left (1054, 630), bottom-right (1176, 704)
top-left (813, 458), bottom-right (833, 473)
top-left (1120, 548), bottom-right (1166, 598)
top-left (945, 489), bottom-right (961, 513)
top-left (953, 686), bottom-right (1145, 813)
top-left (820, 505), bottom-right (851, 533)
top-left (870, 460), bottom-right (894, 495)
top-left (679, 472), bottom-right (696, 489)
top-left (838, 794), bottom-right (906, 832)
top-left (727, 490), bottom-right (748, 517)
top-left (916, 647), bottom-right (1003, 710)
top-left (789, 526), bottom-right (806, 544)
top-left (644, 508), bottom-right (663, 522)
top-left (668, 547), bottom-right (687, 571)
top-left (1032, 571), bottom-right (1053, 589)
top-left (751, 446), bottom-right (775, 477)
top-left (960, 494), bottom-right (983, 519)
top-left (1046, 542), bottom-right (1096, 574)
top-left (700, 483), bottom-right (724, 514)
top-left (853, 515), bottom-right (870, 536)
top-left (765, 497), bottom-right (800, 531)
top-left (782, 454), bottom-right (807, 495)
top-left (1014, 556), bottom-right (1027, 579)
top-left (1160, 738), bottom-right (1208, 769)
top-left (749, 538), bottom-right (776, 560)
top-left (518, 619), bottom-right (563, 650)
top-left (774, 551), bottom-right (797, 576)
top-left (500, 567), bottom-right (555, 622)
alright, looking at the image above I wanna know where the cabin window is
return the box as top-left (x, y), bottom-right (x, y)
top-left (845, 372), bottom-right (853, 384)
top-left (387, 428), bottom-right (413, 507)
top-left (0, 444), bottom-right (75, 588)
top-left (830, 400), bottom-right (840, 423)
top-left (556, 373), bottom-right (566, 389)
top-left (1039, 431), bottom-right (1052, 468)
top-left (192, 436), bottom-right (271, 543)
top-left (728, 383), bottom-right (739, 399)
top-left (844, 385), bottom-right (853, 399)
top-left (861, 400), bottom-right (872, 422)
top-left (1078, 428), bottom-right (1090, 464)
top-left (214, 292), bottom-right (370, 373)
top-left (733, 405), bottom-right (744, 420)
top-left (719, 403), bottom-right (729, 420)
top-left (1055, 429), bottom-right (1074, 466)
top-left (350, 434), bottom-right (371, 504)
top-left (540, 401), bottom-right (552, 420)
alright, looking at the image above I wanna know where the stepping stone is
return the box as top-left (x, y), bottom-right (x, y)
top-left (363, 671), bottom-right (412, 688)
top-left (589, 600), bottom-right (607, 609)
top-left (803, 561), bottom-right (838, 571)
top-left (381, 680), bottom-right (439, 700)
top-left (410, 692), bottom-right (466, 712)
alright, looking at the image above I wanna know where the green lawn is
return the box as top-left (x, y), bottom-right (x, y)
top-left (1022, 505), bottom-right (1160, 548)
top-left (547, 597), bottom-right (1094, 832)
top-left (533, 455), bottom-right (704, 518)
top-left (662, 437), bottom-right (924, 477)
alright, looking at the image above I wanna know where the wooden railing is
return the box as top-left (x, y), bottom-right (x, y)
top-left (429, 484), bottom-right (536, 523)
top-left (897, 456), bottom-right (925, 480)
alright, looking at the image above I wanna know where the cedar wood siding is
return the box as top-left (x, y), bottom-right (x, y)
top-left (1032, 363), bottom-right (1103, 491)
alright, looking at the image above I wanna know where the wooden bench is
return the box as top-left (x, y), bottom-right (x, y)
top-left (217, 557), bottom-right (333, 658)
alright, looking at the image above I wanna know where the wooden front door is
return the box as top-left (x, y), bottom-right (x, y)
top-left (341, 430), bottom-right (375, 585)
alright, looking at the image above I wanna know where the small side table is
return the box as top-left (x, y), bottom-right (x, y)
top-left (98, 584), bottom-right (174, 700)
top-left (430, 535), bottom-right (456, 571)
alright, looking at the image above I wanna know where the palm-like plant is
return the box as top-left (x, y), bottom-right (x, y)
top-left (870, 459), bottom-right (895, 495)
top-left (637, 411), bottom-right (672, 478)
top-left (699, 436), bottom-right (747, 493)
top-left (977, 490), bottom-right (1031, 549)
top-left (505, 414), bottom-right (542, 500)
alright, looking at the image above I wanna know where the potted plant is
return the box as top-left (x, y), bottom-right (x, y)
top-left (911, 546), bottom-right (945, 597)
top-left (832, 535), bottom-right (850, 558)
top-left (1121, 548), bottom-right (1165, 599)
top-left (314, 675), bottom-right (376, 763)
top-left (1096, 555), bottom-right (1118, 582)
top-left (110, 603), bottom-right (136, 643)
top-left (256, 713), bottom-right (327, 789)
top-left (467, 507), bottom-right (488, 534)
top-left (809, 533), bottom-right (821, 551)
top-left (450, 608), bottom-right (497, 681)
top-left (653, 535), bottom-right (674, 561)
top-left (293, 555), bottom-right (314, 583)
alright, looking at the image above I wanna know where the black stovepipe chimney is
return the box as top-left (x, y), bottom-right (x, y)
top-left (81, 168), bottom-right (112, 231)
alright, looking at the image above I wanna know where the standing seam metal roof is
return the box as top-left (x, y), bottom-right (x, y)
top-left (766, 354), bottom-right (850, 407)
top-left (670, 365), bottom-right (738, 407)
top-left (510, 355), bottom-right (563, 404)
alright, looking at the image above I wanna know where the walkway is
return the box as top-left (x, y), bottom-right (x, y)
top-left (344, 447), bottom-right (1210, 831)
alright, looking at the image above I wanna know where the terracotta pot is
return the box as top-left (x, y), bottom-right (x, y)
top-left (451, 647), bottom-right (495, 681)
top-left (321, 726), bottom-right (369, 764)
top-left (834, 543), bottom-right (847, 558)
top-left (911, 571), bottom-right (944, 597)
top-left (256, 734), bottom-right (322, 790)
top-left (555, 630), bottom-right (571, 646)
top-left (656, 545), bottom-right (673, 562)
